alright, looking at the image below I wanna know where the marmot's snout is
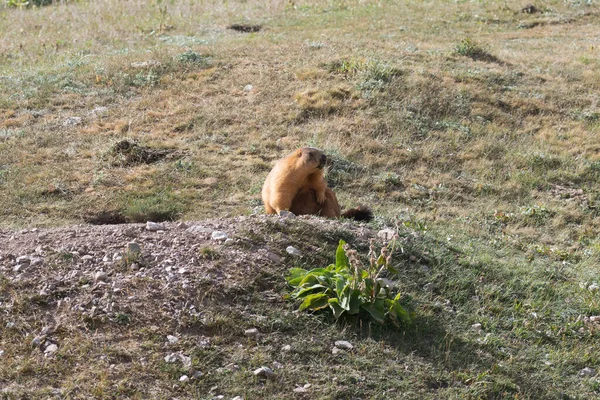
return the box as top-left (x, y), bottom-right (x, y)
top-left (318, 153), bottom-right (326, 169)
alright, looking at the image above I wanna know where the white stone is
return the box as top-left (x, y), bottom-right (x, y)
top-left (212, 231), bottom-right (228, 241)
top-left (244, 328), bottom-right (259, 337)
top-left (253, 366), bottom-right (274, 377)
top-left (146, 221), bottom-right (166, 231)
top-left (179, 375), bottom-right (189, 382)
top-left (286, 246), bottom-right (302, 256)
top-left (94, 271), bottom-right (108, 282)
top-left (167, 335), bottom-right (179, 344)
top-left (44, 344), bottom-right (58, 354)
top-left (281, 344), bottom-right (292, 352)
top-left (334, 340), bottom-right (353, 350)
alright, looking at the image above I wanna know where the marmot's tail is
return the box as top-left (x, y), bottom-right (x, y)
top-left (341, 206), bottom-right (373, 222)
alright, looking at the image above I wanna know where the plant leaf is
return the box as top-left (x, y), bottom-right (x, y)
top-left (362, 299), bottom-right (386, 324)
top-left (328, 298), bottom-right (345, 319)
top-left (298, 293), bottom-right (330, 311)
top-left (386, 299), bottom-right (412, 327)
top-left (294, 284), bottom-right (329, 298)
top-left (336, 240), bottom-right (349, 269)
top-left (347, 289), bottom-right (363, 314)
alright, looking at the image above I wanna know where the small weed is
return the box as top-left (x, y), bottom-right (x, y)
top-left (519, 204), bottom-right (554, 225)
top-left (177, 51), bottom-right (210, 67)
top-left (199, 246), bottom-right (219, 260)
top-left (287, 240), bottom-right (411, 327)
top-left (454, 38), bottom-right (502, 63)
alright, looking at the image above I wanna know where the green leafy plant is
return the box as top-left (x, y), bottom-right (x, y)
top-left (286, 240), bottom-right (411, 327)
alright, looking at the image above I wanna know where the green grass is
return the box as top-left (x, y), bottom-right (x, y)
top-left (2, 0), bottom-right (600, 397)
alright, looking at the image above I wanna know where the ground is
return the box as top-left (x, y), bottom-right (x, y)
top-left (2, 0), bottom-right (600, 398)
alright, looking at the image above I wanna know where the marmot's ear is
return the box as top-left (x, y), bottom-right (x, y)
top-left (297, 151), bottom-right (303, 157)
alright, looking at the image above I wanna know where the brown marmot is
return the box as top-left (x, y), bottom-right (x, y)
top-left (261, 147), bottom-right (372, 221)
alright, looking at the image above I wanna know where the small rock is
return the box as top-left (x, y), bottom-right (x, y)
top-left (212, 231), bottom-right (228, 241)
top-left (253, 366), bottom-right (274, 377)
top-left (293, 383), bottom-right (311, 393)
top-left (231, 396), bottom-right (243, 400)
top-left (82, 255), bottom-right (94, 262)
top-left (94, 271), bottom-right (108, 282)
top-left (193, 371), bottom-right (204, 379)
top-left (377, 228), bottom-right (397, 241)
top-left (179, 375), bottom-right (189, 382)
top-left (471, 323), bottom-right (482, 332)
top-left (178, 268), bottom-right (187, 274)
top-left (281, 344), bottom-right (292, 352)
top-left (272, 361), bottom-right (283, 369)
top-left (32, 336), bottom-right (44, 348)
top-left (331, 347), bottom-right (344, 355)
top-left (590, 316), bottom-right (600, 323)
top-left (244, 328), bottom-right (259, 337)
top-left (63, 116), bottom-right (82, 126)
top-left (579, 367), bottom-right (596, 377)
top-left (186, 225), bottom-right (212, 235)
top-left (167, 335), bottom-right (179, 344)
top-left (146, 221), bottom-right (166, 231)
top-left (177, 222), bottom-right (188, 229)
top-left (588, 284), bottom-right (599, 292)
top-left (278, 210), bottom-right (295, 219)
top-left (0, 350), bottom-right (4, 357)
top-left (334, 340), bottom-right (353, 350)
top-left (286, 246), bottom-right (302, 257)
top-left (13, 264), bottom-right (27, 273)
top-left (30, 258), bottom-right (43, 266)
top-left (44, 344), bottom-right (58, 354)
top-left (244, 84), bottom-right (253, 92)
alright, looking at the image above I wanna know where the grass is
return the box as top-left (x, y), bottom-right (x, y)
top-left (2, 0), bottom-right (600, 397)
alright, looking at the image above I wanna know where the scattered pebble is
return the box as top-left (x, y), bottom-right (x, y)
top-left (579, 367), bottom-right (596, 377)
top-left (244, 84), bottom-right (253, 92)
top-left (286, 246), bottom-right (302, 257)
top-left (146, 221), bottom-right (166, 231)
top-left (293, 383), bottom-right (311, 393)
top-left (278, 210), bottom-right (295, 219)
top-left (588, 284), bottom-right (599, 292)
top-left (179, 375), bottom-right (189, 382)
top-left (211, 231), bottom-right (228, 241)
top-left (44, 343), bottom-right (58, 354)
top-left (94, 271), bottom-right (108, 282)
top-left (253, 366), bottom-right (274, 377)
top-left (272, 361), bottom-right (283, 369)
top-left (471, 323), bottom-right (482, 332)
top-left (281, 344), bottom-right (292, 352)
top-left (244, 328), bottom-right (259, 337)
top-left (334, 340), bottom-right (353, 350)
top-left (167, 335), bottom-right (179, 344)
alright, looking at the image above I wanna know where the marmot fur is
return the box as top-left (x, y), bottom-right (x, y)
top-left (262, 147), bottom-right (373, 221)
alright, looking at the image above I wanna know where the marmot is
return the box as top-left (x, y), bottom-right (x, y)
top-left (262, 147), bottom-right (373, 221)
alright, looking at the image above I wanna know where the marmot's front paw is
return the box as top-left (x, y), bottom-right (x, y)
top-left (316, 191), bottom-right (326, 205)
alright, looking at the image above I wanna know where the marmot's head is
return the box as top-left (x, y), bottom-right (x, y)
top-left (294, 147), bottom-right (326, 170)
